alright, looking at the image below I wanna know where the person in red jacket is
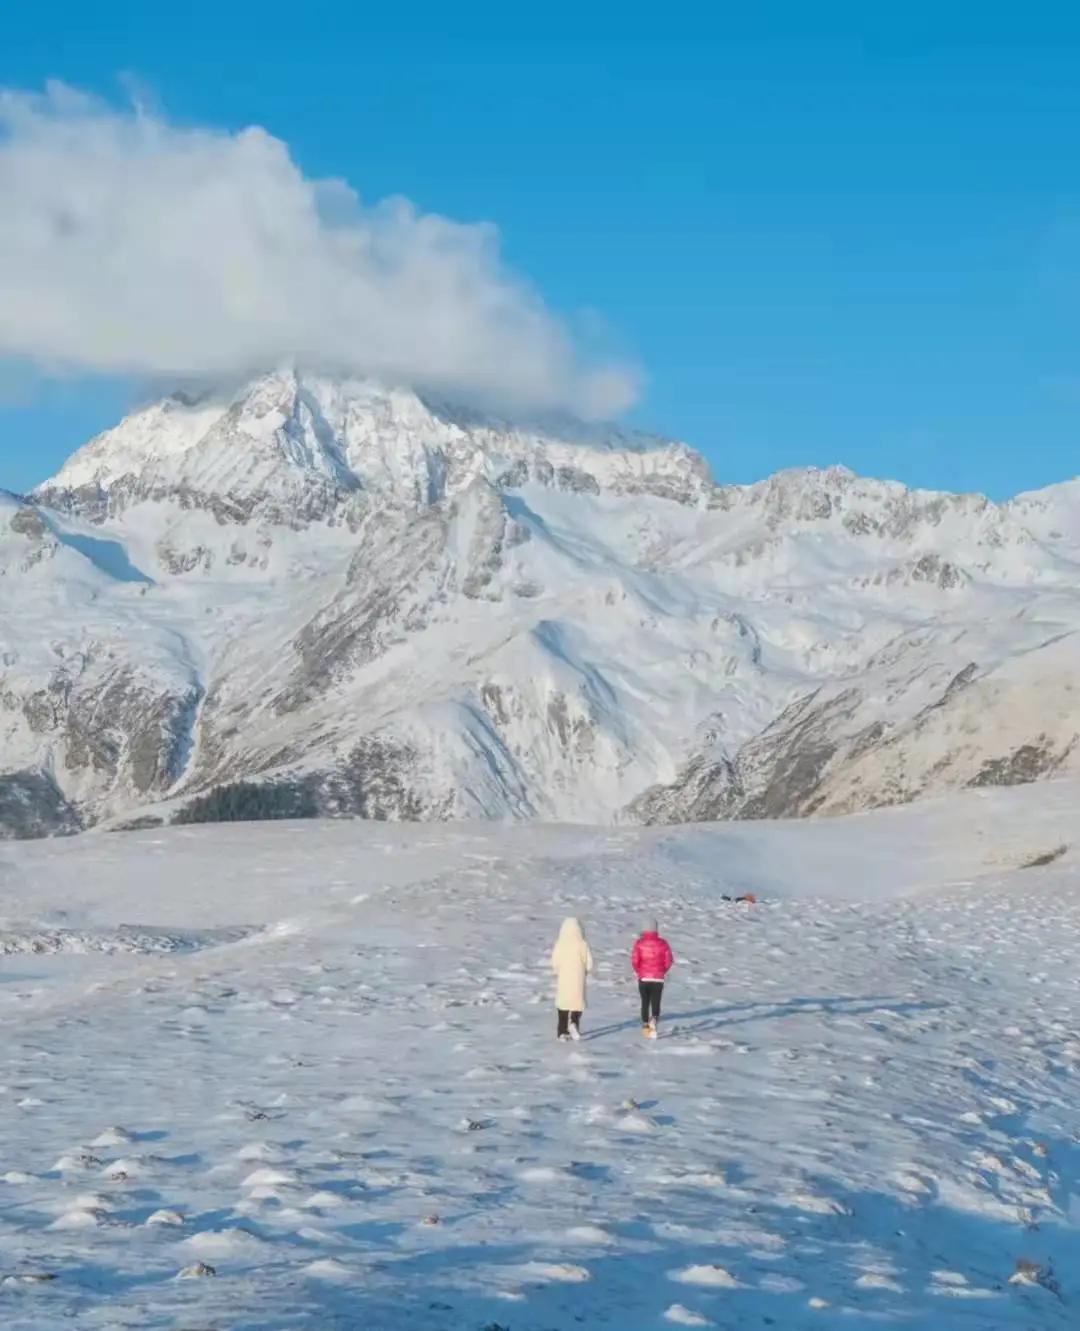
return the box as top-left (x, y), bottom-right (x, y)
top-left (631, 920), bottom-right (674, 1039)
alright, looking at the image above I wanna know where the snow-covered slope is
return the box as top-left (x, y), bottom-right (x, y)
top-left (3, 370), bottom-right (1080, 836)
top-left (0, 785), bottom-right (1078, 1326)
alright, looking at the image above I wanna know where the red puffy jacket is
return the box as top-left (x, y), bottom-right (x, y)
top-left (632, 932), bottom-right (674, 981)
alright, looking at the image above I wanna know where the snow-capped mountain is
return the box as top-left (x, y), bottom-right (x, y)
top-left (2, 368), bottom-right (1079, 837)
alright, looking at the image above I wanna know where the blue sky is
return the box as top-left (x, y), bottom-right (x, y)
top-left (3, 3), bottom-right (1080, 497)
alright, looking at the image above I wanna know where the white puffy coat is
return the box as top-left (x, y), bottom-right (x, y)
top-left (550, 917), bottom-right (594, 1011)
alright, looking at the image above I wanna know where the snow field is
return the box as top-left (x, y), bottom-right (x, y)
top-left (0, 793), bottom-right (1078, 1327)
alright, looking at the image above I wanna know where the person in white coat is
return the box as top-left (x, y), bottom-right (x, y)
top-left (550, 917), bottom-right (594, 1041)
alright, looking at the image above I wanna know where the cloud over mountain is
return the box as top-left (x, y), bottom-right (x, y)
top-left (0, 83), bottom-right (637, 418)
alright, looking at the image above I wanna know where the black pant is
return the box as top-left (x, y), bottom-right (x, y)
top-left (557, 1009), bottom-right (582, 1037)
top-left (639, 981), bottom-right (664, 1024)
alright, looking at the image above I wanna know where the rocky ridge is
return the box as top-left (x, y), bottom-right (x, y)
top-left (2, 369), bottom-right (1079, 837)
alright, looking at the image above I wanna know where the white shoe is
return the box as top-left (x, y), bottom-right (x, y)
top-left (557, 1033), bottom-right (570, 1042)
top-left (648, 1019), bottom-right (659, 1040)
top-left (569, 1024), bottom-right (581, 1041)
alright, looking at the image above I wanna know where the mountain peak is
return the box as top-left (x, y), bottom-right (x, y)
top-left (37, 370), bottom-right (712, 518)
top-left (6, 374), bottom-right (1080, 839)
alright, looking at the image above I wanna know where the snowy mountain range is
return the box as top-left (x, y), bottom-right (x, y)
top-left (2, 367), bottom-right (1079, 837)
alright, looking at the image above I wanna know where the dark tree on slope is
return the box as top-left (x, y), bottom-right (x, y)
top-left (174, 780), bottom-right (318, 825)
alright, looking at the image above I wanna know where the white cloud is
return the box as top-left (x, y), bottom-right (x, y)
top-left (0, 83), bottom-right (638, 419)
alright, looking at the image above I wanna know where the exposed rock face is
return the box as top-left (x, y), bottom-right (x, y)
top-left (2, 372), bottom-right (1080, 838)
top-left (9, 506), bottom-right (48, 540)
top-left (17, 669), bottom-right (201, 797)
top-left (0, 771), bottom-right (81, 840)
top-left (636, 634), bottom-right (1080, 822)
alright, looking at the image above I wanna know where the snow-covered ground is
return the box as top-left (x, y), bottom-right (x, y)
top-left (1, 781), bottom-right (1078, 1328)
